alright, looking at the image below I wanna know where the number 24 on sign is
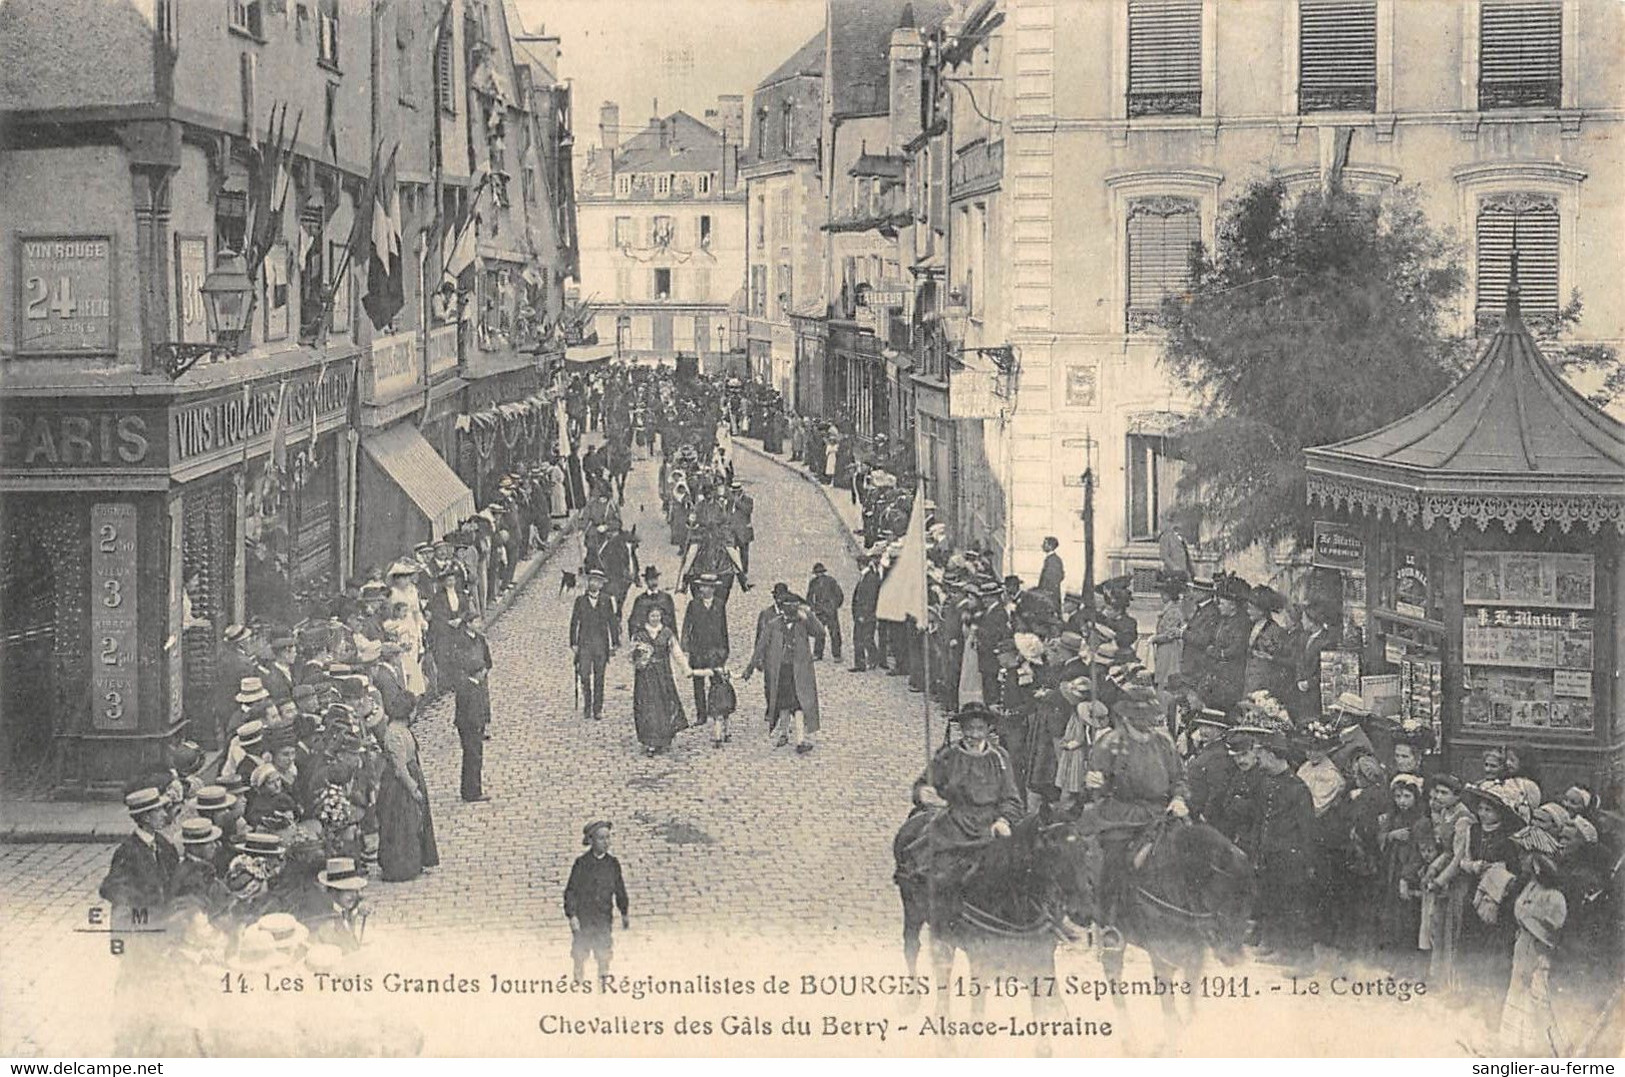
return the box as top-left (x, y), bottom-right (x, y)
top-left (24, 275), bottom-right (110, 319)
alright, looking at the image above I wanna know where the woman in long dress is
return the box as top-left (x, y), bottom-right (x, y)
top-left (377, 712), bottom-right (440, 882)
top-left (545, 455), bottom-right (569, 519)
top-left (630, 605), bottom-right (693, 757)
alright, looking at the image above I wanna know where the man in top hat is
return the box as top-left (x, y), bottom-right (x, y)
top-left (564, 820), bottom-right (630, 983)
top-left (99, 786), bottom-right (179, 918)
top-left (1201, 576), bottom-right (1253, 712)
top-left (310, 857), bottom-right (370, 952)
top-left (806, 563), bottom-right (845, 663)
top-left (1077, 684), bottom-right (1190, 928)
top-left (681, 574), bottom-right (729, 730)
top-left (170, 817), bottom-right (230, 921)
top-left (742, 588), bottom-right (826, 755)
top-left (626, 565), bottom-right (676, 641)
top-left (569, 569), bottom-right (621, 721)
top-left (849, 555), bottom-right (884, 673)
top-left (1242, 584), bottom-right (1292, 701)
top-left (448, 611), bottom-right (494, 802)
top-left (1036, 536), bottom-right (1067, 610)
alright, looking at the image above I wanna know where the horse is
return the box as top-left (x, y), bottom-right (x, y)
top-left (893, 813), bottom-right (1100, 1025)
top-left (1082, 820), bottom-right (1254, 1050)
top-left (679, 526), bottom-right (742, 603)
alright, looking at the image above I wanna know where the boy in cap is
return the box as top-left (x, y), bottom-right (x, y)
top-left (564, 821), bottom-right (630, 983)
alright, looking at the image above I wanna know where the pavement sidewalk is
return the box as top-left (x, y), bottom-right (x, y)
top-left (0, 516), bottom-right (582, 844)
top-left (733, 437), bottom-right (866, 563)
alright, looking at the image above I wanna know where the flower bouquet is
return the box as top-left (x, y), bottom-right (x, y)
top-left (630, 639), bottom-right (655, 670)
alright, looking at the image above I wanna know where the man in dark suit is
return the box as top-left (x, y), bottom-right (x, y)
top-left (216, 624), bottom-right (263, 747)
top-left (570, 569), bottom-right (621, 720)
top-left (99, 787), bottom-right (178, 920)
top-left (364, 641), bottom-right (417, 722)
top-left (599, 527), bottom-right (640, 613)
top-left (448, 613), bottom-right (494, 801)
top-left (1038, 536), bottom-right (1066, 609)
top-left (262, 635), bottom-right (298, 705)
top-left (625, 566), bottom-right (676, 639)
top-left (729, 482), bottom-right (755, 575)
top-left (680, 575), bottom-right (729, 729)
top-left (807, 563), bottom-right (844, 662)
top-left (849, 558), bottom-right (882, 672)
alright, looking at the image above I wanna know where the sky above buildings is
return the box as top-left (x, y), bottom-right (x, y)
top-left (515, 0), bottom-right (824, 144)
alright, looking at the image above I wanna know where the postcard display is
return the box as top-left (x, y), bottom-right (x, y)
top-left (1460, 552), bottom-right (1595, 734)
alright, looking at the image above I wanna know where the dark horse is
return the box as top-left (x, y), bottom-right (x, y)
top-left (1084, 821), bottom-right (1254, 1047)
top-left (680, 525), bottom-right (743, 602)
top-left (893, 813), bottom-right (1100, 1022)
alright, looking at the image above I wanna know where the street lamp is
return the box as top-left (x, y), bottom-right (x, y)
top-left (154, 250), bottom-right (254, 378)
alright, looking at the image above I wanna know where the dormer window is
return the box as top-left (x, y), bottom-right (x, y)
top-left (657, 173), bottom-right (672, 196)
top-left (699, 173), bottom-right (712, 195)
top-left (616, 174), bottom-right (631, 197)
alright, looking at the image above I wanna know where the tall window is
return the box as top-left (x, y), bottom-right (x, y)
top-left (614, 216), bottom-right (633, 247)
top-left (1479, 0), bottom-right (1562, 110)
top-left (397, 23), bottom-right (416, 106)
top-left (698, 215), bottom-right (712, 248)
top-left (782, 101), bottom-right (796, 153)
top-left (693, 267), bottom-right (711, 301)
top-left (698, 173), bottom-right (711, 195)
top-left (1476, 193), bottom-right (1560, 320)
top-left (755, 107), bottom-right (768, 159)
top-left (651, 216), bottom-right (674, 246)
top-left (775, 262), bottom-right (793, 313)
top-left (1126, 196), bottom-right (1200, 329)
top-left (436, 28), bottom-right (456, 113)
top-left (317, 0), bottom-right (340, 69)
top-left (616, 266), bottom-right (633, 301)
top-left (1126, 433), bottom-right (1182, 542)
top-left (756, 195), bottom-right (765, 247)
top-left (229, 0), bottom-right (264, 39)
top-left (1127, 0), bottom-right (1202, 117)
top-left (616, 174), bottom-right (631, 197)
top-left (750, 265), bottom-right (767, 316)
top-left (657, 173), bottom-right (672, 196)
top-left (653, 268), bottom-right (672, 299)
top-left (1298, 0), bottom-right (1377, 113)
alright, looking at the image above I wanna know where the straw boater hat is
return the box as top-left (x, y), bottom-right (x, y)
top-left (235, 677), bottom-right (271, 705)
top-left (235, 831), bottom-right (286, 857)
top-left (317, 856), bottom-right (368, 891)
top-left (234, 720), bottom-right (266, 750)
top-left (124, 786), bottom-right (167, 819)
top-left (223, 623), bottom-right (252, 645)
top-left (191, 785), bottom-right (238, 813)
top-left (179, 818), bottom-right (223, 846)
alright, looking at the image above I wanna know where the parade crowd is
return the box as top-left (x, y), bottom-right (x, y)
top-left (91, 358), bottom-right (1618, 1054)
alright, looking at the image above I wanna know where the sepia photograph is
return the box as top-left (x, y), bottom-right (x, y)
top-left (1, 0), bottom-right (1622, 1063)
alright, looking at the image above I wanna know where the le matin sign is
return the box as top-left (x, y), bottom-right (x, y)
top-left (1312, 521), bottom-right (1365, 571)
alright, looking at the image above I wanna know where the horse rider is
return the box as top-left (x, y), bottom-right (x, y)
top-left (903, 704), bottom-right (1026, 918)
top-left (1076, 682), bottom-right (1191, 934)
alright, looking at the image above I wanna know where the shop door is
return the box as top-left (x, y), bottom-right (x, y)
top-left (1, 536), bottom-right (57, 792)
top-left (183, 479), bottom-right (237, 746)
top-left (653, 312), bottom-right (674, 354)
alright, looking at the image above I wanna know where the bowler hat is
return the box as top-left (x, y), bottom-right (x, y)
top-left (581, 820), bottom-right (613, 845)
top-left (811, 563), bottom-right (827, 575)
top-left (643, 565), bottom-right (661, 580)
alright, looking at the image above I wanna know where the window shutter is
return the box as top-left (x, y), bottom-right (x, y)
top-left (436, 33), bottom-right (457, 114)
top-left (1126, 197), bottom-right (1200, 326)
top-left (1299, 0), bottom-right (1377, 113)
top-left (1127, 0), bottom-right (1202, 117)
top-left (1479, 0), bottom-right (1562, 109)
top-left (1476, 195), bottom-right (1560, 318)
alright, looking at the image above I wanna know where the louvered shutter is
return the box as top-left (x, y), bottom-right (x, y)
top-left (1299, 0), bottom-right (1377, 113)
top-left (1476, 197), bottom-right (1560, 318)
top-left (1127, 199), bottom-right (1200, 326)
top-left (1128, 0), bottom-right (1202, 117)
top-left (436, 33), bottom-right (457, 114)
top-left (1479, 0), bottom-right (1561, 109)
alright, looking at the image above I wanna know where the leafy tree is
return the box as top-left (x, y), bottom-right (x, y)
top-left (1160, 180), bottom-right (1472, 555)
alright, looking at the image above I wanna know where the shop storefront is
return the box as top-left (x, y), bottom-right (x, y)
top-left (0, 356), bottom-right (357, 791)
top-left (828, 320), bottom-right (888, 444)
top-left (1305, 295), bottom-right (1624, 795)
top-left (461, 364), bottom-right (550, 506)
top-left (792, 314), bottom-right (827, 418)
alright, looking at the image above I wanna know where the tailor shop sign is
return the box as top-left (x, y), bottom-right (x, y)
top-left (171, 364), bottom-right (354, 463)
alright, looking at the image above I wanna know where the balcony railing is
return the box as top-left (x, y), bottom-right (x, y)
top-left (428, 323), bottom-right (459, 378)
top-left (1479, 78), bottom-right (1561, 110)
top-left (951, 139), bottom-right (1004, 197)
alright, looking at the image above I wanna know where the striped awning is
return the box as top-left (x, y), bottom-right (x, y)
top-left (361, 425), bottom-right (474, 540)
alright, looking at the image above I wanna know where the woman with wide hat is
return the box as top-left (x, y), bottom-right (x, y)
top-left (1201, 575), bottom-right (1252, 712)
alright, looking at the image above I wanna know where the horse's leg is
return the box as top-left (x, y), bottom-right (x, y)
top-left (1183, 948), bottom-right (1205, 1025)
top-left (1149, 953), bottom-right (1181, 1055)
top-left (900, 887), bottom-right (924, 1013)
top-left (930, 929), bottom-right (955, 1019)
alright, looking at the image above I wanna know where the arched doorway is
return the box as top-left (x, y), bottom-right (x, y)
top-left (1, 534), bottom-right (58, 795)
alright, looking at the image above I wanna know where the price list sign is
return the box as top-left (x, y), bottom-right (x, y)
top-left (16, 236), bottom-right (117, 355)
top-left (91, 502), bottom-right (140, 732)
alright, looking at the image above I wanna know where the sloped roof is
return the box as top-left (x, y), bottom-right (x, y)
top-left (829, 0), bottom-right (952, 117)
top-left (759, 30), bottom-right (825, 89)
top-left (1306, 286), bottom-right (1625, 534)
top-left (615, 112), bottom-right (725, 173)
top-left (850, 152), bottom-right (906, 178)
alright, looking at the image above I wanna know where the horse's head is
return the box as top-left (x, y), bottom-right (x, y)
top-left (1034, 821), bottom-right (1103, 928)
top-left (1187, 826), bottom-right (1255, 964)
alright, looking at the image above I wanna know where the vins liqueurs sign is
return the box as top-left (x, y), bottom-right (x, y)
top-left (171, 365), bottom-right (355, 462)
top-left (17, 236), bottom-right (117, 355)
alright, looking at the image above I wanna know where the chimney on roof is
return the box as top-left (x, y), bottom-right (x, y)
top-left (890, 17), bottom-right (926, 149)
top-left (600, 101), bottom-right (620, 150)
top-left (714, 94), bottom-right (745, 147)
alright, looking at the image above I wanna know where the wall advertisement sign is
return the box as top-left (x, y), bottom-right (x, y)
top-left (90, 502), bottom-right (140, 732)
top-left (1312, 521), bottom-right (1365, 571)
top-left (16, 235), bottom-right (117, 355)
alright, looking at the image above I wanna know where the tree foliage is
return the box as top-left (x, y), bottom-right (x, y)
top-left (1161, 180), bottom-right (1472, 555)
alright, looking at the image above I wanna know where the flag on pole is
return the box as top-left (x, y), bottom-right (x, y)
top-left (876, 482), bottom-right (928, 623)
top-left (268, 379), bottom-right (291, 474)
top-left (362, 143), bottom-right (405, 329)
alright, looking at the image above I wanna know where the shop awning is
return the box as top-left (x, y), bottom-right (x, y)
top-left (361, 425), bottom-right (474, 539)
top-left (565, 344), bottom-right (615, 364)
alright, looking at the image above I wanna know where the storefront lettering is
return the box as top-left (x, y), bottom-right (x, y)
top-left (1474, 608), bottom-right (1592, 631)
top-left (0, 413), bottom-right (152, 467)
top-left (171, 368), bottom-right (354, 461)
